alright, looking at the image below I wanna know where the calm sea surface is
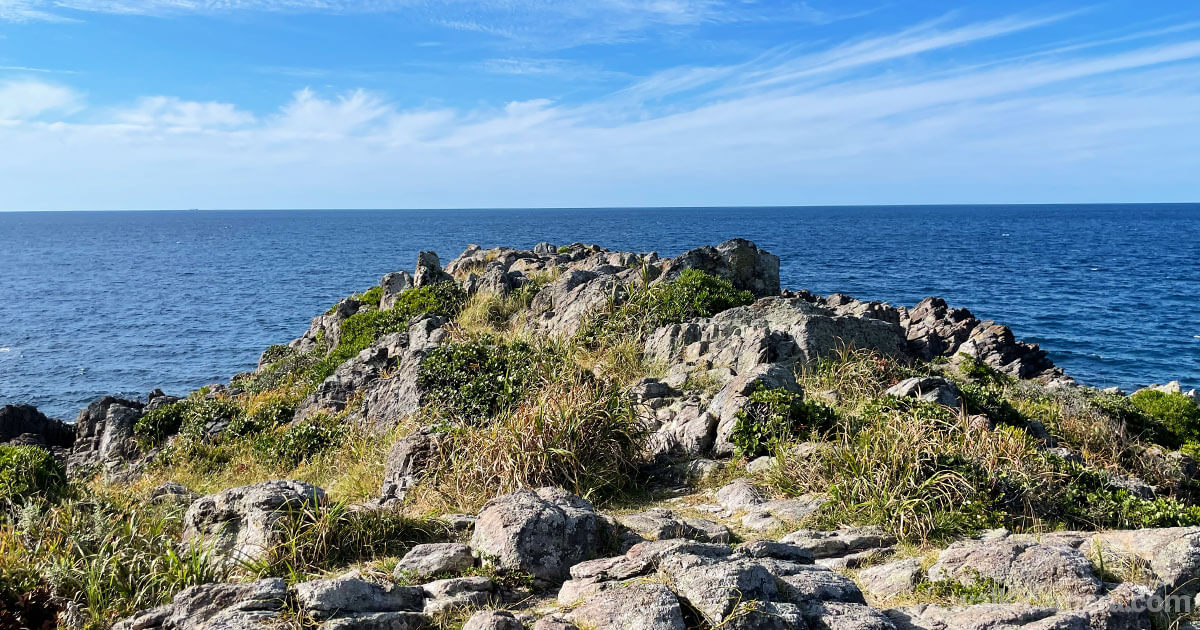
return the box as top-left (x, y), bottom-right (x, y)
top-left (1, 205), bottom-right (1197, 420)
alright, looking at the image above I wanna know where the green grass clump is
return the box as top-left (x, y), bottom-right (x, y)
top-left (2, 492), bottom-right (224, 630)
top-left (418, 337), bottom-right (558, 424)
top-left (0, 445), bottom-right (66, 511)
top-left (1131, 389), bottom-right (1200, 447)
top-left (580, 269), bottom-right (754, 347)
top-left (730, 386), bottom-right (836, 457)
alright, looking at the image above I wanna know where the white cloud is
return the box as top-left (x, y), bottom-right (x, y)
top-left (0, 79), bottom-right (80, 119)
top-left (2, 15), bottom-right (1200, 209)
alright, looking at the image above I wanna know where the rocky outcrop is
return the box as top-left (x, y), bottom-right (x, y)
top-left (112, 578), bottom-right (289, 630)
top-left (358, 316), bottom-right (448, 429)
top-left (657, 238), bottom-right (781, 298)
top-left (1084, 527), bottom-right (1200, 597)
top-left (379, 428), bottom-right (444, 505)
top-left (182, 480), bottom-right (326, 571)
top-left (393, 543), bottom-right (476, 579)
top-left (927, 539), bottom-right (1104, 606)
top-left (66, 396), bottom-right (145, 477)
top-left (414, 251), bottom-right (454, 288)
top-left (0, 404), bottom-right (74, 458)
top-left (902, 297), bottom-right (1068, 384)
top-left (470, 488), bottom-right (613, 583)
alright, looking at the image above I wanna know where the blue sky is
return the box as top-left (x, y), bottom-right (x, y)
top-left (1, 1), bottom-right (1198, 210)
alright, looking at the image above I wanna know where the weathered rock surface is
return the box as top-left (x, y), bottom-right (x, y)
top-left (295, 577), bottom-right (424, 618)
top-left (927, 540), bottom-right (1104, 605)
top-left (113, 579), bottom-right (288, 630)
top-left (616, 508), bottom-right (731, 543)
top-left (393, 543), bottom-right (476, 579)
top-left (567, 581), bottom-right (686, 630)
top-left (657, 238), bottom-right (781, 298)
top-left (858, 559), bottom-right (923, 601)
top-left (470, 488), bottom-right (612, 583)
top-left (182, 480), bottom-right (326, 570)
top-left (66, 396), bottom-right (145, 477)
top-left (0, 404), bottom-right (74, 452)
top-left (1084, 527), bottom-right (1200, 596)
top-left (379, 428), bottom-right (444, 505)
top-left (463, 610), bottom-right (525, 630)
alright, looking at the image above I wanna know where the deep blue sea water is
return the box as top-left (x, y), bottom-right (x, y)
top-left (1, 205), bottom-right (1198, 420)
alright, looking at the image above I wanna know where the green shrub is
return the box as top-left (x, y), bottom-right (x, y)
top-left (352, 285), bottom-right (383, 309)
top-left (177, 397), bottom-right (243, 441)
top-left (133, 402), bottom-right (188, 446)
top-left (418, 338), bottom-right (556, 423)
top-left (0, 445), bottom-right (65, 509)
top-left (580, 269), bottom-right (754, 347)
top-left (258, 344), bottom-right (295, 367)
top-left (227, 393), bottom-right (297, 438)
top-left (254, 414), bottom-right (343, 468)
top-left (305, 282), bottom-right (467, 388)
top-left (1130, 389), bottom-right (1200, 446)
top-left (730, 386), bottom-right (836, 457)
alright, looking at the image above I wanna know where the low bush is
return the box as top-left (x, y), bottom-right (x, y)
top-left (579, 269), bottom-right (754, 347)
top-left (1130, 389), bottom-right (1200, 448)
top-left (253, 414), bottom-right (344, 468)
top-left (730, 386), bottom-right (837, 457)
top-left (0, 445), bottom-right (66, 510)
top-left (418, 337), bottom-right (558, 424)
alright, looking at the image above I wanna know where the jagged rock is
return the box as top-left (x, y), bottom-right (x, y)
top-left (289, 296), bottom-right (366, 355)
top-left (1083, 527), bottom-right (1200, 596)
top-left (113, 579), bottom-right (288, 630)
top-left (657, 238), bottom-right (781, 297)
top-left (295, 332), bottom-right (408, 421)
top-left (857, 559), bottom-right (922, 601)
top-left (659, 556), bottom-right (783, 625)
top-left (422, 576), bottom-right (493, 615)
top-left (393, 543), bottom-right (475, 579)
top-left (901, 297), bottom-right (1066, 383)
top-left (928, 540), bottom-right (1103, 605)
top-left (0, 404), bottom-right (74, 451)
top-left (463, 610), bottom-right (524, 630)
top-left (380, 271), bottom-right (414, 310)
top-left (528, 268), bottom-right (633, 337)
top-left (616, 508), bottom-right (731, 543)
top-left (470, 487), bottom-right (611, 583)
top-left (710, 362), bottom-right (803, 456)
top-left (66, 396), bottom-right (145, 477)
top-left (741, 497), bottom-right (826, 532)
top-left (531, 617), bottom-right (578, 630)
top-left (884, 377), bottom-right (963, 409)
top-left (776, 565), bottom-right (867, 604)
top-left (886, 603), bottom-right (1059, 630)
top-left (379, 429), bottom-right (444, 505)
top-left (295, 577), bottom-right (424, 618)
top-left (182, 480), bottom-right (326, 570)
top-left (414, 250), bottom-right (454, 287)
top-left (566, 582), bottom-right (686, 630)
top-left (359, 315), bottom-right (449, 429)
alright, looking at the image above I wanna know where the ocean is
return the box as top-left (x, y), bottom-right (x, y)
top-left (1, 205), bottom-right (1197, 420)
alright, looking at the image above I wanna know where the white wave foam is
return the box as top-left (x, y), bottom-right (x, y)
top-left (0, 347), bottom-right (10, 352)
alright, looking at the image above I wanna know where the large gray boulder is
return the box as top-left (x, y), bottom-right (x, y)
top-left (566, 581), bottom-right (686, 630)
top-left (182, 480), bottom-right (326, 571)
top-left (463, 610), bottom-right (525, 630)
top-left (616, 508), bottom-right (731, 543)
top-left (470, 487), bottom-right (611, 583)
top-left (393, 543), bottom-right (475, 579)
top-left (380, 271), bottom-right (414, 310)
top-left (884, 377), bottom-right (963, 409)
top-left (1084, 527), bottom-right (1200, 596)
top-left (112, 579), bottom-right (288, 630)
top-left (857, 558), bottom-right (922, 601)
top-left (294, 576), bottom-right (424, 618)
top-left (927, 540), bottom-right (1104, 606)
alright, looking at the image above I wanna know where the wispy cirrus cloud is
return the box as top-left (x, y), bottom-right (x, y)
top-left (0, 0), bottom-right (846, 47)
top-left (1, 13), bottom-right (1199, 209)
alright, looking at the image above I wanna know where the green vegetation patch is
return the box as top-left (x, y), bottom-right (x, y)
top-left (731, 386), bottom-right (836, 457)
top-left (580, 269), bottom-right (754, 347)
top-left (418, 337), bottom-right (558, 424)
top-left (0, 445), bottom-right (66, 510)
top-left (1130, 389), bottom-right (1200, 448)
